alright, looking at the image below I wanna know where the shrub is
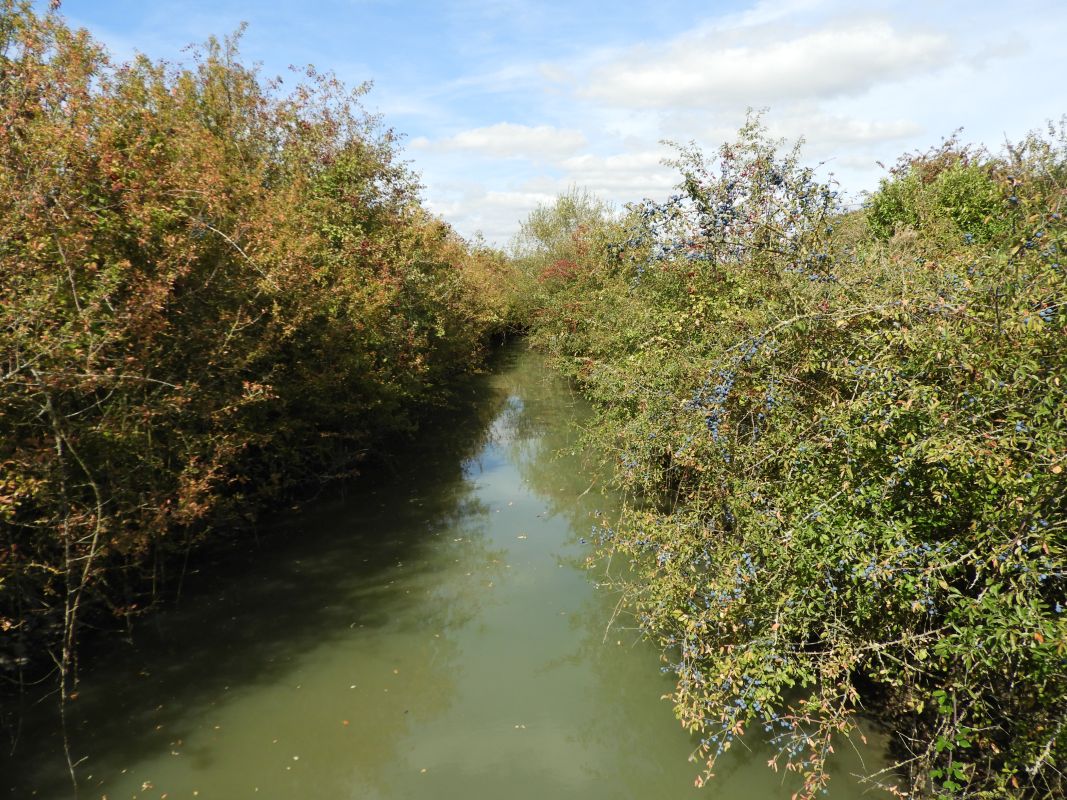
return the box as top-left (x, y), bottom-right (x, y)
top-left (867, 139), bottom-right (1014, 244)
top-left (527, 116), bottom-right (1066, 799)
top-left (0, 1), bottom-right (511, 694)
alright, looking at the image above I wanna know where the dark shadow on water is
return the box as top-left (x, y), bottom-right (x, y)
top-left (0, 342), bottom-right (531, 798)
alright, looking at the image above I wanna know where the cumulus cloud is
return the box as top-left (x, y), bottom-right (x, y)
top-left (411, 123), bottom-right (587, 160)
top-left (418, 151), bottom-right (674, 245)
top-left (581, 19), bottom-right (953, 108)
top-left (765, 110), bottom-right (924, 156)
top-left (420, 182), bottom-right (561, 243)
top-left (554, 150), bottom-right (675, 197)
top-left (407, 2), bottom-right (1060, 244)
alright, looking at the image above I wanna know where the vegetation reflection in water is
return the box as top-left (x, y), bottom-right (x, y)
top-left (3, 345), bottom-right (887, 799)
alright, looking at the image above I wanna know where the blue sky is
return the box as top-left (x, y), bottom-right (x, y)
top-left (52, 0), bottom-right (1066, 244)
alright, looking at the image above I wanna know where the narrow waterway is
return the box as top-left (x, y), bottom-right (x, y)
top-left (3, 344), bottom-right (887, 799)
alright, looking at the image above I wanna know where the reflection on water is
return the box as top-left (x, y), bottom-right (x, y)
top-left (2, 344), bottom-right (887, 799)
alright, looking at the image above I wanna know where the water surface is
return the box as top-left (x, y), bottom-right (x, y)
top-left (2, 345), bottom-right (886, 799)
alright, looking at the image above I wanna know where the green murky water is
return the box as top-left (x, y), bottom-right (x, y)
top-left (2, 345), bottom-right (887, 799)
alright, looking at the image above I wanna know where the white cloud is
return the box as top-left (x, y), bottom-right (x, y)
top-left (383, 0), bottom-right (1065, 244)
top-left (484, 189), bottom-right (559, 208)
top-left (471, 151), bottom-right (673, 241)
top-left (766, 110), bottom-right (924, 155)
top-left (835, 153), bottom-right (889, 171)
top-left (63, 0), bottom-right (1066, 247)
top-left (723, 0), bottom-right (828, 29)
top-left (425, 187), bottom-right (561, 244)
top-left (537, 63), bottom-right (573, 85)
top-left (555, 150), bottom-right (675, 197)
top-left (411, 122), bottom-right (587, 160)
top-left (581, 19), bottom-right (953, 108)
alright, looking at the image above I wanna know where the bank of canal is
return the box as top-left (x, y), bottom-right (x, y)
top-left (2, 344), bottom-right (886, 799)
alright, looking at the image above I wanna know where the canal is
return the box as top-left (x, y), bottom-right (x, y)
top-left (2, 344), bottom-right (886, 799)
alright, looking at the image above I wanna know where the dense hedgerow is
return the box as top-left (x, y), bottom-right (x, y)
top-left (523, 116), bottom-right (1066, 798)
top-left (0, 3), bottom-right (517, 690)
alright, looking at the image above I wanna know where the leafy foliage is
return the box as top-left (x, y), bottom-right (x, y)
top-left (867, 137), bottom-right (1014, 244)
top-left (0, 1), bottom-right (516, 689)
top-left (508, 187), bottom-right (619, 320)
top-left (526, 115), bottom-right (1066, 798)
